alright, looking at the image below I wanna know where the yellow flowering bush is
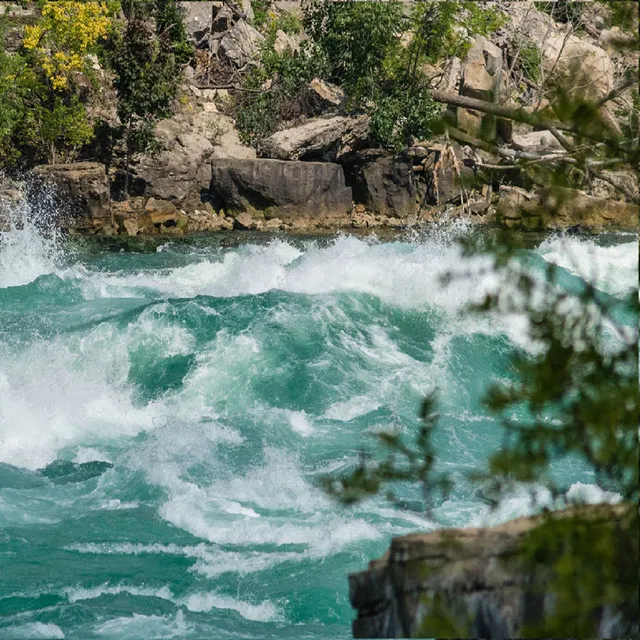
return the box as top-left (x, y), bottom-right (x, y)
top-left (23, 1), bottom-right (110, 90)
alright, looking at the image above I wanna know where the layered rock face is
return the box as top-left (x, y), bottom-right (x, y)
top-left (344, 152), bottom-right (416, 218)
top-left (350, 506), bottom-right (635, 639)
top-left (31, 163), bottom-right (111, 229)
top-left (209, 158), bottom-right (353, 218)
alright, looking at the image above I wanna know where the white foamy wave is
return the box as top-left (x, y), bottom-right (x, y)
top-left (63, 582), bottom-right (282, 624)
top-left (92, 611), bottom-right (191, 639)
top-left (1, 622), bottom-right (65, 639)
top-left (64, 542), bottom-right (309, 578)
top-left (324, 396), bottom-right (382, 421)
top-left (565, 481), bottom-right (621, 505)
top-left (74, 235), bottom-right (496, 312)
top-left (96, 499), bottom-right (140, 511)
top-left (0, 336), bottom-right (159, 469)
top-left (160, 489), bottom-right (381, 553)
top-left (0, 192), bottom-right (62, 289)
top-left (461, 481), bottom-right (622, 528)
top-left (182, 592), bottom-right (283, 622)
top-left (0, 302), bottom-right (207, 468)
top-left (64, 584), bottom-right (174, 604)
top-left (538, 236), bottom-right (637, 297)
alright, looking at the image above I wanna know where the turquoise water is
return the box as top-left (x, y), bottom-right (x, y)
top-left (0, 200), bottom-right (636, 639)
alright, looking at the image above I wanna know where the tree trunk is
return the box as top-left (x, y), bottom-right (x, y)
top-left (124, 120), bottom-right (132, 197)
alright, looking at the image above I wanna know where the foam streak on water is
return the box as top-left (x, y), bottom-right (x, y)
top-left (0, 206), bottom-right (635, 639)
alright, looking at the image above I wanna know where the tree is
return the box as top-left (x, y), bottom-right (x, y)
top-left (323, 2), bottom-right (639, 635)
top-left (5, 0), bottom-right (112, 164)
top-left (108, 7), bottom-right (181, 195)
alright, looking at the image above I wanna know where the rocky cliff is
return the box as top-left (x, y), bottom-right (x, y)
top-left (349, 504), bottom-right (636, 638)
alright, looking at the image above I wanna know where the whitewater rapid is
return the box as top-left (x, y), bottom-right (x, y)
top-left (0, 202), bottom-right (636, 639)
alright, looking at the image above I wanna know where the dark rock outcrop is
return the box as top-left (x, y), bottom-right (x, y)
top-left (344, 151), bottom-right (416, 218)
top-left (209, 158), bottom-right (352, 218)
top-left (31, 163), bottom-right (111, 226)
top-left (350, 505), bottom-right (635, 639)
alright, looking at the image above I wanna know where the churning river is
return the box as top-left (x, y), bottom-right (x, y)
top-left (0, 198), bottom-right (636, 639)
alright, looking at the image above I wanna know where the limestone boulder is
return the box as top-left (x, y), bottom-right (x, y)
top-left (179, 1), bottom-right (217, 46)
top-left (505, 3), bottom-right (615, 107)
top-left (218, 19), bottom-right (263, 68)
top-left (544, 35), bottom-right (613, 103)
top-left (299, 78), bottom-right (345, 117)
top-left (461, 36), bottom-right (503, 102)
top-left (273, 28), bottom-right (299, 55)
top-left (497, 185), bottom-right (639, 231)
top-left (511, 130), bottom-right (564, 154)
top-left (31, 163), bottom-right (111, 224)
top-left (131, 102), bottom-right (254, 210)
top-left (258, 115), bottom-right (370, 162)
top-left (209, 158), bottom-right (352, 218)
top-left (457, 37), bottom-right (504, 140)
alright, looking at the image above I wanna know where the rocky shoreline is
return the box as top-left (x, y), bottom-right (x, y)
top-left (349, 503), bottom-right (636, 639)
top-left (2, 1), bottom-right (637, 237)
top-left (1, 156), bottom-right (637, 238)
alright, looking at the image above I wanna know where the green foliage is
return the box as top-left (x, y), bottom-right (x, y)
top-left (0, 27), bottom-right (28, 166)
top-left (277, 11), bottom-right (302, 35)
top-left (520, 505), bottom-right (637, 636)
top-left (322, 395), bottom-right (452, 512)
top-left (36, 95), bottom-right (94, 163)
top-left (598, 0), bottom-right (639, 33)
top-left (534, 0), bottom-right (586, 25)
top-left (369, 88), bottom-right (440, 151)
top-left (236, 1), bottom-right (507, 149)
top-left (0, 2), bottom-right (108, 166)
top-left (235, 32), bottom-right (327, 145)
top-left (108, 12), bottom-right (181, 191)
top-left (478, 256), bottom-right (637, 502)
top-left (515, 38), bottom-right (542, 84)
top-left (251, 0), bottom-right (271, 28)
top-left (303, 0), bottom-right (403, 104)
top-left (407, 2), bottom-right (506, 64)
top-left (156, 0), bottom-right (193, 64)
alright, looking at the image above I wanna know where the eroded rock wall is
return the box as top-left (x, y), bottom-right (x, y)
top-left (350, 505), bottom-right (636, 638)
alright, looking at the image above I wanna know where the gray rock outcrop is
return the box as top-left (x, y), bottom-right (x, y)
top-left (130, 105), bottom-right (255, 210)
top-left (216, 16), bottom-right (263, 67)
top-left (180, 1), bottom-right (218, 47)
top-left (209, 158), bottom-right (352, 218)
top-left (350, 505), bottom-right (635, 638)
top-left (31, 163), bottom-right (111, 226)
top-left (344, 151), bottom-right (416, 218)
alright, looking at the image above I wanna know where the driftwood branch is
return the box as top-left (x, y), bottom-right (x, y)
top-left (595, 76), bottom-right (638, 108)
top-left (195, 83), bottom-right (266, 93)
top-left (431, 89), bottom-right (574, 132)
